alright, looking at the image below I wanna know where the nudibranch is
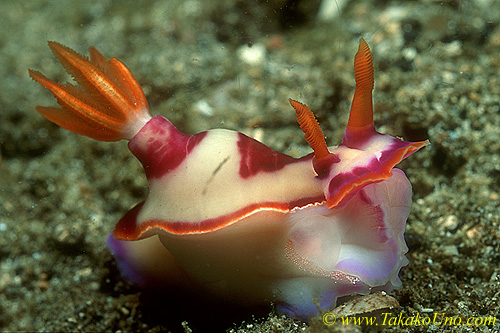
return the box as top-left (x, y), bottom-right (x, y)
top-left (29, 39), bottom-right (428, 321)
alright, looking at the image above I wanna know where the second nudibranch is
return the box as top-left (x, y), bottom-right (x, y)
top-left (29, 38), bottom-right (428, 320)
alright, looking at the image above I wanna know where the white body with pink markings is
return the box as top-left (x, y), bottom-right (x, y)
top-left (30, 39), bottom-right (428, 320)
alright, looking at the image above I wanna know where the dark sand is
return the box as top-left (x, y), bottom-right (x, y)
top-left (1, 1), bottom-right (499, 332)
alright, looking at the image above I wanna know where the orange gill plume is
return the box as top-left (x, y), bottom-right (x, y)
top-left (29, 42), bottom-right (151, 141)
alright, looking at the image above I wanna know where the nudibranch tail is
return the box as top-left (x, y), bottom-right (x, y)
top-left (29, 42), bottom-right (151, 141)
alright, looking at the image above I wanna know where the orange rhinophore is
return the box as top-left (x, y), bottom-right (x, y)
top-left (289, 99), bottom-right (330, 159)
top-left (347, 37), bottom-right (374, 130)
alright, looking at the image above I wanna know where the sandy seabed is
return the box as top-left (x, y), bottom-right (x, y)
top-left (1, 1), bottom-right (499, 332)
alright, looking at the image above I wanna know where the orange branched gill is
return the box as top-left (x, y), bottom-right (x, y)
top-left (29, 42), bottom-right (151, 141)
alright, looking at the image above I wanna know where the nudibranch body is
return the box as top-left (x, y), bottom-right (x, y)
top-left (29, 39), bottom-right (428, 320)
